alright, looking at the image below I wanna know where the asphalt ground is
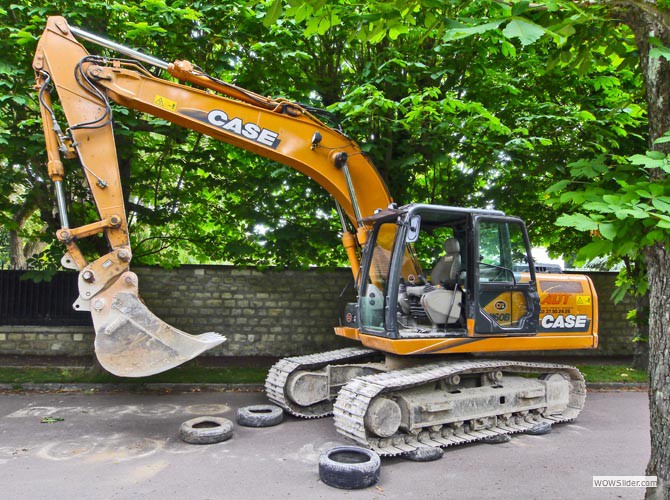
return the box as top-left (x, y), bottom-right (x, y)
top-left (0, 389), bottom-right (650, 500)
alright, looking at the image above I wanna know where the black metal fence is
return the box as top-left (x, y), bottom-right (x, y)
top-left (0, 271), bottom-right (92, 326)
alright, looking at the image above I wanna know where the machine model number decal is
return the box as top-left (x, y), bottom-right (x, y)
top-left (491, 313), bottom-right (511, 322)
top-left (541, 314), bottom-right (588, 329)
top-left (207, 110), bottom-right (281, 149)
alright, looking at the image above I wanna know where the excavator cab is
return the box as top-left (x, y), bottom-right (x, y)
top-left (354, 204), bottom-right (540, 340)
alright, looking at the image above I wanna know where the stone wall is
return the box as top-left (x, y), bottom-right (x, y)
top-left (0, 267), bottom-right (636, 359)
top-left (568, 271), bottom-right (635, 357)
top-left (133, 266), bottom-right (355, 356)
top-left (0, 326), bottom-right (94, 355)
top-left (0, 266), bottom-right (356, 358)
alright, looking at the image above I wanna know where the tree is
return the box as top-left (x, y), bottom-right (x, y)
top-left (267, 1), bottom-right (669, 496)
top-left (272, 0), bottom-right (647, 246)
top-left (1, 0), bottom-right (352, 269)
top-left (537, 3), bottom-right (670, 494)
top-left (1, 0), bottom-right (644, 269)
top-left (555, 3), bottom-right (670, 496)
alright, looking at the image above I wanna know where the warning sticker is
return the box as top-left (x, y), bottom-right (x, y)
top-left (153, 95), bottom-right (177, 111)
top-left (576, 295), bottom-right (592, 306)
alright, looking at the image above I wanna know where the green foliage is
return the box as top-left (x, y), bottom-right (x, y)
top-left (0, 0), bottom-right (649, 273)
top-left (548, 145), bottom-right (666, 312)
top-left (502, 18), bottom-right (546, 46)
top-left (649, 37), bottom-right (670, 62)
top-left (19, 267), bottom-right (58, 283)
top-left (575, 364), bottom-right (647, 384)
top-left (551, 151), bottom-right (670, 263)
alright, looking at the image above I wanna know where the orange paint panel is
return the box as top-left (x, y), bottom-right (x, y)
top-left (467, 318), bottom-right (475, 336)
top-left (355, 332), bottom-right (597, 356)
top-left (334, 327), bottom-right (360, 341)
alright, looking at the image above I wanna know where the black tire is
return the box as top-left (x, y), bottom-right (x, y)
top-left (525, 422), bottom-right (552, 436)
top-left (236, 404), bottom-right (284, 427)
top-left (483, 433), bottom-right (512, 444)
top-left (179, 416), bottom-right (233, 445)
top-left (403, 446), bottom-right (444, 462)
top-left (319, 446), bottom-right (381, 490)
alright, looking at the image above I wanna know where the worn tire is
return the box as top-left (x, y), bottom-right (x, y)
top-left (236, 404), bottom-right (284, 427)
top-left (319, 446), bottom-right (381, 490)
top-left (179, 416), bottom-right (233, 444)
top-left (403, 446), bottom-right (444, 462)
top-left (525, 422), bottom-right (552, 436)
top-left (483, 434), bottom-right (512, 444)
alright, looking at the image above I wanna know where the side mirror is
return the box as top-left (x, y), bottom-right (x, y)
top-left (406, 215), bottom-right (421, 243)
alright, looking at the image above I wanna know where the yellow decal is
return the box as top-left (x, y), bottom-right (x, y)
top-left (483, 292), bottom-right (527, 327)
top-left (541, 293), bottom-right (570, 305)
top-left (576, 295), bottom-right (592, 306)
top-left (153, 95), bottom-right (177, 111)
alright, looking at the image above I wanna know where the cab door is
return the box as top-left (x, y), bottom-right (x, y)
top-left (473, 216), bottom-right (540, 334)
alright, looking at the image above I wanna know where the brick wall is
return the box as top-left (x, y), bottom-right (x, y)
top-left (0, 267), bottom-right (636, 359)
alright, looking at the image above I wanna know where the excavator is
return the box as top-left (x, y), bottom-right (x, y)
top-left (32, 17), bottom-right (598, 456)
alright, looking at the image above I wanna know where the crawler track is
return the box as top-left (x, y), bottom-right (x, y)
top-left (265, 347), bottom-right (378, 418)
top-left (333, 359), bottom-right (585, 456)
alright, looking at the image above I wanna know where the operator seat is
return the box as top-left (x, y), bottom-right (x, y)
top-left (430, 238), bottom-right (461, 285)
top-left (421, 237), bottom-right (463, 325)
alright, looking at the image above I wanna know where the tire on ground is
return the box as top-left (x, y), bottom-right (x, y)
top-left (483, 433), bottom-right (512, 444)
top-left (319, 446), bottom-right (381, 489)
top-left (525, 421), bottom-right (552, 435)
top-left (179, 416), bottom-right (233, 444)
top-left (236, 404), bottom-right (284, 427)
top-left (404, 445), bottom-right (444, 462)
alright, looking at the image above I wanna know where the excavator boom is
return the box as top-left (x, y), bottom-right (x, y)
top-left (32, 17), bottom-right (391, 376)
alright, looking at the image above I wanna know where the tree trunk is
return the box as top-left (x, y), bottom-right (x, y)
top-left (646, 244), bottom-right (670, 498)
top-left (633, 336), bottom-right (650, 371)
top-left (617, 3), bottom-right (670, 498)
top-left (633, 293), bottom-right (650, 371)
top-left (8, 202), bottom-right (38, 270)
top-left (8, 230), bottom-right (27, 269)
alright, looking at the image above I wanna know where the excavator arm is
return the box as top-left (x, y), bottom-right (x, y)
top-left (32, 17), bottom-right (393, 377)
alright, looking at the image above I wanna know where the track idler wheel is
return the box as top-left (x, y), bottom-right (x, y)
top-left (364, 397), bottom-right (402, 438)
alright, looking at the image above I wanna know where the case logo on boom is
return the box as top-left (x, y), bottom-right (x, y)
top-left (179, 109), bottom-right (281, 149)
top-left (207, 110), bottom-right (280, 149)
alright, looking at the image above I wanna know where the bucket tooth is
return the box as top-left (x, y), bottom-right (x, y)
top-left (88, 271), bottom-right (226, 377)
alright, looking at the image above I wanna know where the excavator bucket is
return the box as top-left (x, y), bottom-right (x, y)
top-left (85, 271), bottom-right (226, 377)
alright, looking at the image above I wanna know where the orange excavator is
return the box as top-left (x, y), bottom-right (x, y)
top-left (33, 17), bottom-right (598, 455)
